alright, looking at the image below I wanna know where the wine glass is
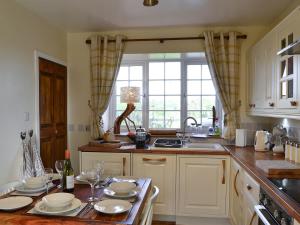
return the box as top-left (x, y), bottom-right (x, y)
top-left (55, 160), bottom-right (65, 188)
top-left (44, 168), bottom-right (54, 194)
top-left (81, 169), bottom-right (100, 203)
top-left (95, 161), bottom-right (105, 188)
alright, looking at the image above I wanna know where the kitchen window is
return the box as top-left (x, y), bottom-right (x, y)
top-left (108, 53), bottom-right (220, 131)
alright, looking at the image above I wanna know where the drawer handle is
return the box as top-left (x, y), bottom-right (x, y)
top-left (290, 101), bottom-right (297, 106)
top-left (269, 102), bottom-right (274, 107)
top-left (246, 184), bottom-right (252, 191)
top-left (122, 157), bottom-right (126, 176)
top-left (222, 160), bottom-right (226, 184)
top-left (234, 170), bottom-right (240, 197)
top-left (142, 158), bottom-right (167, 162)
top-left (249, 212), bottom-right (257, 225)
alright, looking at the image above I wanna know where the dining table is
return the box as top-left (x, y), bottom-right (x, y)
top-left (0, 177), bottom-right (152, 225)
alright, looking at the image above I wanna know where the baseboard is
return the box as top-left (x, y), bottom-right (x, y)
top-left (175, 216), bottom-right (231, 225)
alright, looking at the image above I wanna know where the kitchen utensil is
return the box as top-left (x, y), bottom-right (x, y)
top-left (44, 168), bottom-right (53, 194)
top-left (256, 160), bottom-right (300, 178)
top-left (80, 169), bottom-right (100, 202)
top-left (254, 130), bottom-right (268, 151)
top-left (109, 182), bottom-right (136, 194)
top-left (0, 196), bottom-right (33, 211)
top-left (23, 177), bottom-right (45, 189)
top-left (103, 187), bottom-right (138, 198)
top-left (34, 198), bottom-right (81, 215)
top-left (235, 129), bottom-right (247, 147)
top-left (42, 193), bottom-right (74, 209)
top-left (135, 127), bottom-right (151, 149)
top-left (94, 199), bottom-right (132, 214)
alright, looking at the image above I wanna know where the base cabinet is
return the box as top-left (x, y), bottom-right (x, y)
top-left (80, 152), bottom-right (131, 177)
top-left (176, 156), bottom-right (229, 217)
top-left (132, 154), bottom-right (176, 216)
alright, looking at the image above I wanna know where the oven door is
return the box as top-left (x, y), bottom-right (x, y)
top-left (254, 205), bottom-right (279, 225)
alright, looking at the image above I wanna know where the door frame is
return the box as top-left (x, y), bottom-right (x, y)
top-left (34, 50), bottom-right (67, 151)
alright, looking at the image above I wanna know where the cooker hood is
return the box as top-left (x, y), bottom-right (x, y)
top-left (277, 38), bottom-right (300, 56)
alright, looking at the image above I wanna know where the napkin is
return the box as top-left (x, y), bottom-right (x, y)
top-left (27, 203), bottom-right (88, 217)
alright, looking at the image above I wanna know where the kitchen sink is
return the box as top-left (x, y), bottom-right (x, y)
top-left (181, 143), bottom-right (224, 151)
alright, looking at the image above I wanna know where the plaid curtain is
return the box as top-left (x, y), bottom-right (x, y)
top-left (203, 31), bottom-right (240, 140)
top-left (89, 35), bottom-right (126, 139)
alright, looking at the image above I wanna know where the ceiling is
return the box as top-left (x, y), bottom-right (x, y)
top-left (16, 0), bottom-right (296, 32)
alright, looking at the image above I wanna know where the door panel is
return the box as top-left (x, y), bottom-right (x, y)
top-left (40, 74), bottom-right (53, 126)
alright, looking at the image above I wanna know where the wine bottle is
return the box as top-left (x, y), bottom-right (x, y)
top-left (63, 149), bottom-right (74, 192)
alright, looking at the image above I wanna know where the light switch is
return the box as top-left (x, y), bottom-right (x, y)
top-left (68, 124), bottom-right (74, 132)
top-left (24, 112), bottom-right (30, 122)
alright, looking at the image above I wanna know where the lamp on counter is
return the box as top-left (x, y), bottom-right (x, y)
top-left (113, 87), bottom-right (140, 134)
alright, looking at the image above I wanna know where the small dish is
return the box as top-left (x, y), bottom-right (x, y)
top-left (23, 177), bottom-right (45, 189)
top-left (0, 196), bottom-right (33, 211)
top-left (34, 198), bottom-right (81, 215)
top-left (104, 187), bottom-right (138, 198)
top-left (109, 182), bottom-right (136, 194)
top-left (15, 184), bottom-right (47, 193)
top-left (112, 177), bottom-right (138, 184)
top-left (42, 193), bottom-right (74, 209)
top-left (94, 199), bottom-right (132, 214)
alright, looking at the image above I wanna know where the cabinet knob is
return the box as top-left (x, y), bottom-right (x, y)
top-left (290, 101), bottom-right (297, 106)
top-left (246, 184), bottom-right (252, 190)
top-left (269, 102), bottom-right (275, 107)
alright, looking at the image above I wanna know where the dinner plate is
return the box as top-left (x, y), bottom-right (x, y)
top-left (94, 199), bottom-right (132, 214)
top-left (0, 196), bottom-right (33, 211)
top-left (15, 183), bottom-right (53, 193)
top-left (104, 187), bottom-right (138, 198)
top-left (34, 198), bottom-right (81, 215)
top-left (75, 175), bottom-right (106, 183)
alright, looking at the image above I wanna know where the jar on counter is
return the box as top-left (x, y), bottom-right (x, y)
top-left (295, 143), bottom-right (300, 164)
top-left (290, 142), bottom-right (296, 162)
top-left (285, 141), bottom-right (291, 160)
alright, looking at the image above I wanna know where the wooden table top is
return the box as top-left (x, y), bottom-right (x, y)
top-left (0, 178), bottom-right (152, 225)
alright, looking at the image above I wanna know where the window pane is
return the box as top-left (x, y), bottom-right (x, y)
top-left (116, 96), bottom-right (127, 110)
top-left (149, 111), bottom-right (164, 128)
top-left (187, 81), bottom-right (201, 95)
top-left (187, 65), bottom-right (201, 79)
top-left (165, 80), bottom-right (181, 95)
top-left (165, 111), bottom-right (180, 128)
top-left (129, 81), bottom-right (143, 94)
top-left (202, 65), bottom-right (211, 79)
top-left (202, 96), bottom-right (216, 110)
top-left (129, 110), bottom-right (143, 126)
top-left (149, 96), bottom-right (164, 110)
top-left (187, 111), bottom-right (201, 124)
top-left (281, 81), bottom-right (287, 98)
top-left (165, 96), bottom-right (181, 110)
top-left (130, 66), bottom-right (143, 80)
top-left (149, 81), bottom-right (164, 95)
top-left (116, 81), bottom-right (129, 95)
top-left (118, 67), bottom-right (128, 80)
top-left (202, 80), bottom-right (215, 95)
top-left (288, 57), bottom-right (293, 75)
top-left (149, 62), bottom-right (164, 80)
top-left (165, 62), bottom-right (180, 79)
top-left (202, 111), bottom-right (213, 125)
top-left (187, 96), bottom-right (201, 110)
top-left (288, 79), bottom-right (293, 98)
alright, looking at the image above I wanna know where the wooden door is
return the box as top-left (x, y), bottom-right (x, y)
top-left (132, 154), bottom-right (176, 216)
top-left (177, 156), bottom-right (228, 217)
top-left (39, 57), bottom-right (67, 169)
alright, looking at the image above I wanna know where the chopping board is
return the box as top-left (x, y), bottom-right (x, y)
top-left (89, 141), bottom-right (121, 149)
top-left (256, 160), bottom-right (300, 178)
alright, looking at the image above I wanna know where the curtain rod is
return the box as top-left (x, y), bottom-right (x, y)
top-left (85, 34), bottom-right (247, 44)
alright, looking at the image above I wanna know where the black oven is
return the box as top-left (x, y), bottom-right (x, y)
top-left (256, 189), bottom-right (292, 225)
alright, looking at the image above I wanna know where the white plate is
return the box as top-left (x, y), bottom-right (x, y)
top-left (0, 196), bottom-right (33, 211)
top-left (94, 199), bottom-right (132, 214)
top-left (104, 187), bottom-right (138, 198)
top-left (75, 175), bottom-right (105, 183)
top-left (34, 198), bottom-right (81, 215)
top-left (15, 183), bottom-right (53, 193)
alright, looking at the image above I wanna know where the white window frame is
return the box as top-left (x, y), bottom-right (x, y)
top-left (108, 54), bottom-right (221, 131)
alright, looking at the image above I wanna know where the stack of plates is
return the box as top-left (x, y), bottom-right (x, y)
top-left (34, 198), bottom-right (82, 215)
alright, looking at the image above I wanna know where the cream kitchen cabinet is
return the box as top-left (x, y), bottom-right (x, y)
top-left (230, 159), bottom-right (244, 225)
top-left (176, 155), bottom-right (229, 217)
top-left (132, 153), bottom-right (176, 216)
top-left (294, 220), bottom-right (300, 225)
top-left (80, 152), bottom-right (131, 177)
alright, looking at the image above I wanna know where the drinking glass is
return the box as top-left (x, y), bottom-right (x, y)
top-left (55, 160), bottom-right (65, 188)
top-left (81, 169), bottom-right (100, 202)
top-left (95, 161), bottom-right (105, 188)
top-left (44, 168), bottom-right (54, 194)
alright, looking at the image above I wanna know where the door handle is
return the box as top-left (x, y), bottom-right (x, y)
top-left (142, 158), bottom-right (167, 163)
top-left (222, 160), bottom-right (226, 184)
top-left (249, 211), bottom-right (257, 225)
top-left (234, 169), bottom-right (240, 196)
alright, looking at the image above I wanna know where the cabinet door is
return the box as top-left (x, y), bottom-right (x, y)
top-left (230, 160), bottom-right (244, 225)
top-left (132, 154), bottom-right (176, 216)
top-left (294, 220), bottom-right (300, 225)
top-left (177, 156), bottom-right (229, 217)
top-left (244, 202), bottom-right (258, 225)
top-left (81, 152), bottom-right (131, 177)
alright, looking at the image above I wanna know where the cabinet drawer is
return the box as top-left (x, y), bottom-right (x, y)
top-left (243, 171), bottom-right (259, 203)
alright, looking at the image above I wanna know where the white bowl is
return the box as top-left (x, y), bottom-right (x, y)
top-left (109, 181), bottom-right (136, 194)
top-left (42, 193), bottom-right (74, 209)
top-left (23, 177), bottom-right (45, 189)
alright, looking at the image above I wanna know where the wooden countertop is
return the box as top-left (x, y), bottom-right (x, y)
top-left (227, 146), bottom-right (300, 222)
top-left (0, 178), bottom-right (152, 225)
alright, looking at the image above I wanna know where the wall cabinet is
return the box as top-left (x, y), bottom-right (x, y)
top-left (80, 152), bottom-right (131, 177)
top-left (176, 156), bottom-right (229, 217)
top-left (248, 6), bottom-right (300, 118)
top-left (132, 154), bottom-right (176, 216)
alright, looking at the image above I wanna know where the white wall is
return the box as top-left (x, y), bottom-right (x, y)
top-left (67, 25), bottom-right (270, 173)
top-left (0, 0), bottom-right (66, 185)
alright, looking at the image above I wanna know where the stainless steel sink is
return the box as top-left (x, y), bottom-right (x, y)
top-left (181, 143), bottom-right (224, 151)
top-left (153, 138), bottom-right (183, 148)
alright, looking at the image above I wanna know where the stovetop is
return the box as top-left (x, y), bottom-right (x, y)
top-left (270, 178), bottom-right (300, 204)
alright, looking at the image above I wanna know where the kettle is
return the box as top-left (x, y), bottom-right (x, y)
top-left (254, 130), bottom-right (268, 151)
top-left (135, 127), bottom-right (151, 149)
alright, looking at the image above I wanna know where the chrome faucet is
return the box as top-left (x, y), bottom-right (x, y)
top-left (182, 117), bottom-right (200, 141)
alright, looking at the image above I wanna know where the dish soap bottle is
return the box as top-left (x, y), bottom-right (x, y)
top-left (63, 149), bottom-right (74, 192)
